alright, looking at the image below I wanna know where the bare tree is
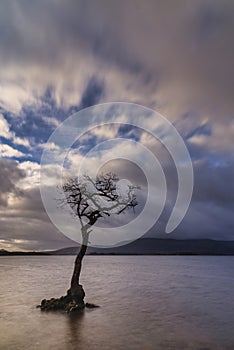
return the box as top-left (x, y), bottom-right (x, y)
top-left (63, 173), bottom-right (138, 295)
top-left (39, 172), bottom-right (139, 312)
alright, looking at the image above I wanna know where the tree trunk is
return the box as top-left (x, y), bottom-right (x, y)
top-left (69, 225), bottom-right (89, 298)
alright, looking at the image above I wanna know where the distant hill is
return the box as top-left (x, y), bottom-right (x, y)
top-left (1, 239), bottom-right (234, 256)
top-left (46, 238), bottom-right (234, 256)
top-left (0, 249), bottom-right (50, 256)
top-left (0, 249), bottom-right (9, 256)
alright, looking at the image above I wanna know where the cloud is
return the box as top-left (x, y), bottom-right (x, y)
top-left (0, 133), bottom-right (233, 252)
top-left (0, 144), bottom-right (26, 158)
top-left (79, 76), bottom-right (105, 109)
top-left (89, 124), bottom-right (119, 140)
top-left (0, 113), bottom-right (12, 138)
top-left (0, 0), bottom-right (233, 249)
top-left (38, 142), bottom-right (60, 151)
top-left (41, 116), bottom-right (60, 127)
top-left (0, 0), bottom-right (233, 132)
top-left (0, 159), bottom-right (76, 250)
top-left (18, 161), bottom-right (41, 189)
top-left (0, 113), bottom-right (31, 148)
top-left (0, 82), bottom-right (37, 114)
top-left (187, 121), bottom-right (234, 157)
top-left (0, 158), bottom-right (25, 206)
top-left (13, 136), bottom-right (30, 147)
top-left (1, 0), bottom-right (233, 115)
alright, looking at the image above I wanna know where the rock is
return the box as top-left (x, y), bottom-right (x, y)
top-left (65, 301), bottom-right (76, 312)
top-left (65, 301), bottom-right (85, 313)
top-left (38, 293), bottom-right (83, 313)
top-left (37, 285), bottom-right (98, 313)
top-left (85, 303), bottom-right (100, 308)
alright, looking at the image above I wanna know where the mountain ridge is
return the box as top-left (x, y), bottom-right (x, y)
top-left (1, 238), bottom-right (234, 256)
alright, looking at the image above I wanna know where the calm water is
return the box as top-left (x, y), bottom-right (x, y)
top-left (0, 256), bottom-right (234, 350)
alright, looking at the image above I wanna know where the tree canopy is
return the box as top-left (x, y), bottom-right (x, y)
top-left (62, 172), bottom-right (139, 231)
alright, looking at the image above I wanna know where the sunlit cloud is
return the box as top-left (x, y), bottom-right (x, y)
top-left (38, 142), bottom-right (60, 151)
top-left (0, 113), bottom-right (12, 138)
top-left (0, 113), bottom-right (31, 148)
top-left (0, 144), bottom-right (26, 158)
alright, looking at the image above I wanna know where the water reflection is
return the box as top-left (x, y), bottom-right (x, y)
top-left (65, 310), bottom-right (85, 349)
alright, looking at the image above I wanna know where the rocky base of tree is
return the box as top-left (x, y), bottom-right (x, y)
top-left (37, 285), bottom-right (99, 313)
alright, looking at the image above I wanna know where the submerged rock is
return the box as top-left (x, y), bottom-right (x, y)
top-left (85, 302), bottom-right (100, 308)
top-left (37, 284), bottom-right (98, 313)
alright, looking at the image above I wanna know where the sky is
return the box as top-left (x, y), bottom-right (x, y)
top-left (0, 0), bottom-right (233, 251)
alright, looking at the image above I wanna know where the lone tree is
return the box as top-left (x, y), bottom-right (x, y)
top-left (39, 172), bottom-right (139, 312)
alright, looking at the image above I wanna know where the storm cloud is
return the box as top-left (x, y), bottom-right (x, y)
top-left (0, 0), bottom-right (233, 250)
top-left (0, 159), bottom-right (25, 206)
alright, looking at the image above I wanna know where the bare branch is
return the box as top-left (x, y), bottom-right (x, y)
top-left (60, 173), bottom-right (139, 228)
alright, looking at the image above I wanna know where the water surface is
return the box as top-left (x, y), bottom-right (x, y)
top-left (0, 256), bottom-right (234, 349)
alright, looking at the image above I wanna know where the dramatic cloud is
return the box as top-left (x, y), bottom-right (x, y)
top-left (0, 159), bottom-right (25, 206)
top-left (0, 159), bottom-right (77, 251)
top-left (0, 1), bottom-right (233, 116)
top-left (0, 0), bottom-right (233, 250)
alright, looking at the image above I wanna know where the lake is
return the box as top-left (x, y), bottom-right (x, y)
top-left (0, 256), bottom-right (234, 350)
